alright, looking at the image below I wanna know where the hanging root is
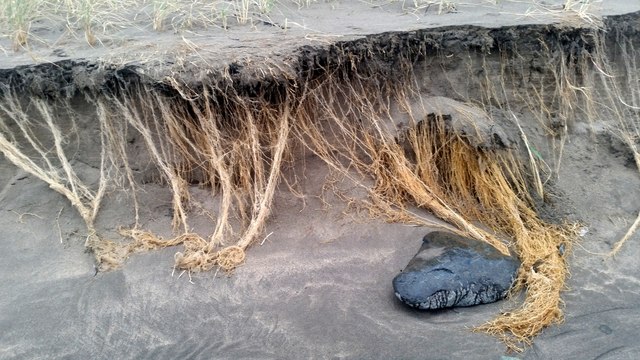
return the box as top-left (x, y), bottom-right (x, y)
top-left (0, 95), bottom-right (110, 249)
top-left (608, 137), bottom-right (640, 257)
top-left (474, 224), bottom-right (577, 352)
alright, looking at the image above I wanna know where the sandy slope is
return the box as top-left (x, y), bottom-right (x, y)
top-left (1, 120), bottom-right (639, 359)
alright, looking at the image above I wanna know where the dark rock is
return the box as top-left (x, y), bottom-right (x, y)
top-left (393, 231), bottom-right (520, 310)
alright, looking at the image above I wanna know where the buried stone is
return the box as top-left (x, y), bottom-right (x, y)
top-left (393, 231), bottom-right (520, 310)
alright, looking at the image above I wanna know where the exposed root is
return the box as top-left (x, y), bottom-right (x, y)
top-left (608, 212), bottom-right (640, 257)
top-left (215, 246), bottom-right (247, 271)
top-left (608, 138), bottom-right (640, 257)
top-left (0, 96), bottom-right (108, 246)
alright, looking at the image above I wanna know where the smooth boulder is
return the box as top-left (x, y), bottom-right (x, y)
top-left (393, 231), bottom-right (520, 310)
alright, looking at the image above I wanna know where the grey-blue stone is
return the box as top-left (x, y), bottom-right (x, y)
top-left (393, 231), bottom-right (520, 310)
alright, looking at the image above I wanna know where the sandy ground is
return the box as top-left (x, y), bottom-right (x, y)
top-left (2, 1), bottom-right (640, 359)
top-left (1, 117), bottom-right (639, 360)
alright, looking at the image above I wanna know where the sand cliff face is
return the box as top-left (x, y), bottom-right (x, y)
top-left (1, 7), bottom-right (640, 359)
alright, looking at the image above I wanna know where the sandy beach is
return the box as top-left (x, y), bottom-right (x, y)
top-left (1, 1), bottom-right (640, 359)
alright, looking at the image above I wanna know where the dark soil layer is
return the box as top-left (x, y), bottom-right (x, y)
top-left (0, 11), bottom-right (637, 100)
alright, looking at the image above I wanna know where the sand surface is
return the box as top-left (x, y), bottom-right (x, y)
top-left (2, 1), bottom-right (640, 359)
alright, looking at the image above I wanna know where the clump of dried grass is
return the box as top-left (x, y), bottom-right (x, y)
top-left (0, 0), bottom-right (322, 50)
top-left (514, 0), bottom-right (604, 30)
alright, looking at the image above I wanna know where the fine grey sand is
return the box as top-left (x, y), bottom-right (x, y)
top-left (1, 1), bottom-right (640, 359)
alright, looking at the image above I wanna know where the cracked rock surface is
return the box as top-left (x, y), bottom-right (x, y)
top-left (393, 231), bottom-right (520, 310)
